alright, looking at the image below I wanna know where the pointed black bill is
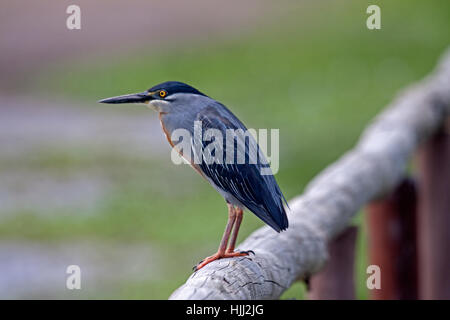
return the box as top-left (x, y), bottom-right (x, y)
top-left (98, 92), bottom-right (149, 104)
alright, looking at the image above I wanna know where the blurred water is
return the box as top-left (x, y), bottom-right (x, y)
top-left (0, 240), bottom-right (162, 299)
top-left (0, 96), bottom-right (169, 298)
top-left (0, 95), bottom-right (166, 217)
top-left (0, 95), bottom-right (164, 158)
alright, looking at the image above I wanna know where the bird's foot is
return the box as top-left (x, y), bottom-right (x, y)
top-left (193, 250), bottom-right (254, 271)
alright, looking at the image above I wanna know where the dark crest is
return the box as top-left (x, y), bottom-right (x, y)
top-left (148, 81), bottom-right (206, 97)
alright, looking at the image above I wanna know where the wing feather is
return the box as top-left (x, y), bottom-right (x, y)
top-left (193, 105), bottom-right (288, 232)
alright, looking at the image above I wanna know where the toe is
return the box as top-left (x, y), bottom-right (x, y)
top-left (193, 253), bottom-right (222, 271)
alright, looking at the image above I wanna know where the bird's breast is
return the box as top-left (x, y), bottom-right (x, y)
top-left (158, 112), bottom-right (174, 147)
top-left (158, 112), bottom-right (206, 179)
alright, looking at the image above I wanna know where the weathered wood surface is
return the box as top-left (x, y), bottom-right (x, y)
top-left (169, 49), bottom-right (450, 300)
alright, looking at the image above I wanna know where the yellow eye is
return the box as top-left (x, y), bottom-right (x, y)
top-left (159, 90), bottom-right (167, 98)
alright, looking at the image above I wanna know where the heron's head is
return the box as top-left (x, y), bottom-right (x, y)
top-left (98, 81), bottom-right (206, 113)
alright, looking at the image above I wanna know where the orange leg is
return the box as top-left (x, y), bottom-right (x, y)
top-left (194, 204), bottom-right (251, 271)
top-left (227, 207), bottom-right (243, 253)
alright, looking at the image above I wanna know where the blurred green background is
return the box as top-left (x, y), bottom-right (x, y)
top-left (0, 0), bottom-right (449, 299)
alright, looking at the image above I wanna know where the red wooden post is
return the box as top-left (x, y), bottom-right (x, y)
top-left (416, 125), bottom-right (450, 299)
top-left (366, 178), bottom-right (418, 300)
top-left (308, 226), bottom-right (358, 300)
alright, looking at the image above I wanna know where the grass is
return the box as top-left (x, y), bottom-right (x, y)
top-left (6, 0), bottom-right (450, 299)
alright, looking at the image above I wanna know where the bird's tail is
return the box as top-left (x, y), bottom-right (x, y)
top-left (263, 193), bottom-right (289, 232)
top-left (246, 187), bottom-right (289, 233)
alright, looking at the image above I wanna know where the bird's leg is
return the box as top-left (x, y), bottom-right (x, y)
top-left (194, 204), bottom-right (250, 271)
top-left (194, 204), bottom-right (235, 270)
top-left (217, 203), bottom-right (237, 255)
top-left (226, 208), bottom-right (254, 256)
top-left (226, 207), bottom-right (243, 253)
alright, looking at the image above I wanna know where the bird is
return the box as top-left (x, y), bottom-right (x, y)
top-left (99, 81), bottom-right (288, 270)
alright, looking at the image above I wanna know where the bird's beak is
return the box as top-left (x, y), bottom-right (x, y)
top-left (98, 92), bottom-right (150, 104)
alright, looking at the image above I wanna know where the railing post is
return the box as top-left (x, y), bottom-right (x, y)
top-left (416, 125), bottom-right (450, 299)
top-left (308, 226), bottom-right (358, 300)
top-left (365, 178), bottom-right (418, 299)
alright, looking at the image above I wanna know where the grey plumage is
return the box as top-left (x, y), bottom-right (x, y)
top-left (162, 92), bottom-right (288, 232)
top-left (100, 81), bottom-right (289, 232)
